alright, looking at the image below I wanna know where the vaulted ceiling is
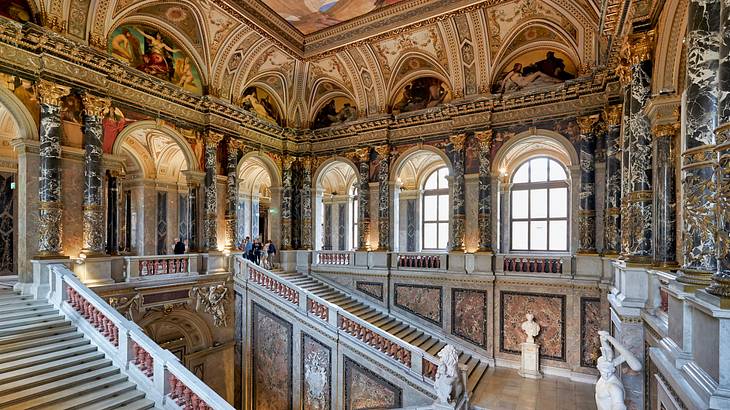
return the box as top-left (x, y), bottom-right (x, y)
top-left (31, 0), bottom-right (636, 129)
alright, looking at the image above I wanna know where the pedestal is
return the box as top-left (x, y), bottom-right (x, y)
top-left (74, 256), bottom-right (114, 286)
top-left (26, 258), bottom-right (73, 299)
top-left (519, 342), bottom-right (542, 379)
top-left (204, 251), bottom-right (229, 274)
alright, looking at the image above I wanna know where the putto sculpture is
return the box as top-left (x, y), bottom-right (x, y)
top-left (595, 330), bottom-right (642, 410)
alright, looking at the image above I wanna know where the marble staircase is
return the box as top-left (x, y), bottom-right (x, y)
top-left (0, 289), bottom-right (157, 410)
top-left (275, 270), bottom-right (490, 395)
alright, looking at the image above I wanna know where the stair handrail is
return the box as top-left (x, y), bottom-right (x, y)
top-left (235, 257), bottom-right (440, 385)
top-left (48, 263), bottom-right (233, 410)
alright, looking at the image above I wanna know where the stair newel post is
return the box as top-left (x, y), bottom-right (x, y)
top-left (411, 348), bottom-right (424, 378)
top-left (327, 304), bottom-right (338, 328)
top-left (297, 288), bottom-right (307, 313)
top-left (50, 265), bottom-right (67, 308)
top-left (118, 327), bottom-right (133, 370)
top-left (154, 357), bottom-right (169, 406)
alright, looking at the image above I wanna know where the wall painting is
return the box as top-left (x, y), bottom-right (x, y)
top-left (264, 0), bottom-right (406, 34)
top-left (0, 1), bottom-right (34, 23)
top-left (312, 97), bottom-right (357, 129)
top-left (391, 77), bottom-right (450, 114)
top-left (492, 50), bottom-right (576, 94)
top-left (240, 86), bottom-right (283, 126)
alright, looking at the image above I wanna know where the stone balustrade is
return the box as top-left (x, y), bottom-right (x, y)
top-left (495, 255), bottom-right (572, 275)
top-left (308, 297), bottom-right (329, 321)
top-left (124, 254), bottom-right (198, 281)
top-left (49, 264), bottom-right (233, 410)
top-left (396, 253), bottom-right (445, 270)
top-left (337, 314), bottom-right (413, 367)
top-left (314, 251), bottom-right (354, 265)
top-left (248, 266), bottom-right (300, 305)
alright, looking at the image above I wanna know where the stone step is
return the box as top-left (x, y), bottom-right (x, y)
top-left (0, 323), bottom-right (76, 345)
top-left (0, 317), bottom-right (71, 337)
top-left (466, 362), bottom-right (489, 393)
top-left (0, 343), bottom-right (98, 373)
top-left (78, 391), bottom-right (153, 410)
top-left (10, 374), bottom-right (130, 410)
top-left (0, 312), bottom-right (63, 329)
top-left (0, 337), bottom-right (90, 364)
top-left (0, 330), bottom-right (84, 354)
top-left (0, 299), bottom-right (50, 314)
top-left (0, 306), bottom-right (59, 323)
top-left (0, 357), bottom-right (112, 396)
top-left (112, 398), bottom-right (157, 410)
top-left (51, 382), bottom-right (142, 410)
top-left (0, 350), bottom-right (106, 385)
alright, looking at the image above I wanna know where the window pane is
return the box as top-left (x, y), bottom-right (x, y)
top-left (530, 188), bottom-right (548, 218)
top-left (439, 168), bottom-right (449, 189)
top-left (530, 220), bottom-right (548, 250)
top-left (438, 223), bottom-right (448, 249)
top-left (530, 158), bottom-right (548, 182)
top-left (549, 188), bottom-right (568, 218)
top-left (438, 195), bottom-right (449, 220)
top-left (424, 172), bottom-right (438, 190)
top-left (512, 190), bottom-right (529, 219)
top-left (423, 196), bottom-right (437, 221)
top-left (513, 163), bottom-right (529, 183)
top-left (549, 220), bottom-right (568, 251)
top-left (549, 160), bottom-right (567, 181)
top-left (512, 221), bottom-right (529, 250)
top-left (424, 223), bottom-right (437, 249)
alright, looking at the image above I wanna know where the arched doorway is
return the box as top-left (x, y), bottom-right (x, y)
top-left (313, 159), bottom-right (359, 250)
top-left (113, 122), bottom-right (198, 255)
top-left (237, 153), bottom-right (281, 248)
top-left (391, 148), bottom-right (451, 252)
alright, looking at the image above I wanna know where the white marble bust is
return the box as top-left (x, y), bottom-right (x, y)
top-left (521, 313), bottom-right (541, 344)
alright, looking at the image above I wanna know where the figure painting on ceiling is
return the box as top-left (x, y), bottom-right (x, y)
top-left (493, 50), bottom-right (577, 94)
top-left (0, 1), bottom-right (34, 23)
top-left (108, 25), bottom-right (203, 95)
top-left (264, 0), bottom-right (406, 34)
top-left (240, 86), bottom-right (283, 126)
top-left (391, 77), bottom-right (450, 114)
top-left (313, 97), bottom-right (357, 129)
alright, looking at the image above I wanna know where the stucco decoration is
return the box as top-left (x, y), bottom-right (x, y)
top-left (264, 0), bottom-right (407, 34)
top-left (302, 334), bottom-right (332, 410)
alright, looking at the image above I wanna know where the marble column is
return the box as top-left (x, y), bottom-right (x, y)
top-left (578, 115), bottom-right (599, 254)
top-left (224, 140), bottom-right (239, 251)
top-left (709, 0), bottom-right (730, 297)
top-left (280, 155), bottom-right (294, 250)
top-left (449, 134), bottom-right (466, 251)
top-left (301, 158), bottom-right (313, 250)
top-left (187, 182), bottom-right (199, 251)
top-left (652, 123), bottom-right (679, 267)
top-left (375, 145), bottom-right (390, 251)
top-left (679, 0), bottom-right (720, 287)
top-left (80, 93), bottom-right (109, 256)
top-left (36, 80), bottom-right (70, 257)
top-left (356, 148), bottom-right (371, 251)
top-left (476, 131), bottom-right (493, 252)
top-left (203, 131), bottom-right (223, 251)
top-left (620, 31), bottom-right (655, 264)
top-left (105, 171), bottom-right (120, 255)
top-left (603, 105), bottom-right (623, 255)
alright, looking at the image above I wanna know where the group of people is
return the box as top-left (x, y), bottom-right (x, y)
top-left (241, 237), bottom-right (277, 269)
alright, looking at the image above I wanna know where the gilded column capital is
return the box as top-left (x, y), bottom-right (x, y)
top-left (206, 131), bottom-right (224, 146)
top-left (356, 147), bottom-right (370, 163)
top-left (629, 30), bottom-right (656, 65)
top-left (604, 105), bottom-right (623, 126)
top-left (374, 144), bottom-right (390, 158)
top-left (475, 130), bottom-right (492, 152)
top-left (37, 80), bottom-right (70, 106)
top-left (653, 123), bottom-right (680, 138)
top-left (577, 115), bottom-right (599, 134)
top-left (81, 93), bottom-right (110, 118)
top-left (301, 157), bottom-right (312, 172)
top-left (282, 155), bottom-right (295, 171)
top-left (449, 133), bottom-right (467, 150)
top-left (227, 138), bottom-right (242, 152)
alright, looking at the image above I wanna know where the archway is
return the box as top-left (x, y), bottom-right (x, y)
top-left (313, 158), bottom-right (359, 251)
top-left (237, 153), bottom-right (281, 249)
top-left (113, 122), bottom-right (198, 255)
top-left (391, 147), bottom-right (452, 252)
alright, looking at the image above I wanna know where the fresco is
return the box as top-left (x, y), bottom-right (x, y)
top-left (581, 297), bottom-right (602, 368)
top-left (240, 86), bottom-right (283, 126)
top-left (312, 97), bottom-right (357, 129)
top-left (452, 289), bottom-right (488, 348)
top-left (344, 356), bottom-right (402, 410)
top-left (108, 24), bottom-right (204, 95)
top-left (252, 303), bottom-right (292, 410)
top-left (394, 283), bottom-right (442, 325)
top-left (0, 1), bottom-right (34, 23)
top-left (264, 0), bottom-right (406, 34)
top-left (500, 291), bottom-right (566, 360)
top-left (61, 94), bottom-right (83, 148)
top-left (302, 334), bottom-right (331, 410)
top-left (492, 50), bottom-right (576, 94)
top-left (391, 77), bottom-right (450, 114)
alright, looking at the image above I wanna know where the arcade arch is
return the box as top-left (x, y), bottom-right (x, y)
top-left (313, 158), bottom-right (359, 251)
top-left (236, 153), bottom-right (281, 248)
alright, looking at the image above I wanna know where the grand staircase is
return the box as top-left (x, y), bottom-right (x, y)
top-left (0, 289), bottom-right (157, 410)
top-left (275, 271), bottom-right (489, 395)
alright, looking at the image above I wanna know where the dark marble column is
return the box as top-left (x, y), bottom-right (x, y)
top-left (188, 182), bottom-right (199, 251)
top-left (80, 93), bottom-right (108, 256)
top-left (36, 80), bottom-right (70, 257)
top-left (224, 140), bottom-right (239, 250)
top-left (620, 32), bottom-right (655, 264)
top-left (356, 148), bottom-right (371, 250)
top-left (449, 134), bottom-right (466, 251)
top-left (203, 132), bottom-right (223, 251)
top-left (578, 115), bottom-right (599, 254)
top-left (652, 123), bottom-right (679, 267)
top-left (280, 155), bottom-right (294, 250)
top-left (375, 145), bottom-right (390, 251)
top-left (603, 105), bottom-right (623, 255)
top-left (301, 158), bottom-right (313, 250)
top-left (679, 0), bottom-right (720, 287)
top-left (105, 171), bottom-right (119, 255)
top-left (476, 131), bottom-right (493, 252)
top-left (709, 0), bottom-right (730, 297)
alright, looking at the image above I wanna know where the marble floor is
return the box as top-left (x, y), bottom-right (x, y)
top-left (470, 367), bottom-right (597, 410)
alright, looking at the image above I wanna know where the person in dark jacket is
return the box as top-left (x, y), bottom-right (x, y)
top-left (173, 238), bottom-right (185, 254)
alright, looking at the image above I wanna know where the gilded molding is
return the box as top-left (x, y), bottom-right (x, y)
top-left (81, 93), bottom-right (110, 118)
top-left (604, 105), bottom-right (622, 126)
top-left (37, 79), bottom-right (70, 106)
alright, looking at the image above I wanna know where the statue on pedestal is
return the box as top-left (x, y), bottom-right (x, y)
top-left (434, 344), bottom-right (460, 405)
top-left (595, 331), bottom-right (642, 410)
top-left (521, 313), bottom-right (540, 343)
top-left (519, 313), bottom-right (542, 379)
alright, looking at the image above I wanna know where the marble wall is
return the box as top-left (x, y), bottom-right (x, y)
top-left (355, 281), bottom-right (384, 301)
top-left (394, 283), bottom-right (442, 325)
top-left (500, 291), bottom-right (566, 360)
top-left (343, 356), bottom-right (402, 410)
top-left (0, 172), bottom-right (14, 275)
top-left (452, 288), bottom-right (488, 348)
top-left (580, 297), bottom-right (602, 368)
top-left (252, 302), bottom-right (293, 410)
top-left (302, 334), bottom-right (331, 410)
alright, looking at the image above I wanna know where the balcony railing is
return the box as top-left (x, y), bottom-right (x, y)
top-left (495, 254), bottom-right (572, 275)
top-left (235, 256), bottom-right (439, 385)
top-left (49, 264), bottom-right (233, 410)
top-left (313, 250), bottom-right (354, 266)
top-left (124, 254), bottom-right (198, 281)
top-left (394, 252), bottom-right (446, 270)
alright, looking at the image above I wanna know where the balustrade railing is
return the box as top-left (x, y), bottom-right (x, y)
top-left (497, 255), bottom-right (569, 274)
top-left (236, 257), bottom-right (440, 385)
top-left (124, 254), bottom-right (197, 281)
top-left (314, 250), bottom-right (354, 266)
top-left (49, 264), bottom-right (233, 410)
top-left (395, 252), bottom-right (445, 270)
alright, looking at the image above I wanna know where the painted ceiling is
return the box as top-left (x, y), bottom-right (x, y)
top-left (32, 0), bottom-right (642, 129)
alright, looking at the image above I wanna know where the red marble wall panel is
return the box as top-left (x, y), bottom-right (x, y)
top-left (344, 357), bottom-right (402, 410)
top-left (394, 283), bottom-right (442, 325)
top-left (252, 303), bottom-right (292, 410)
top-left (500, 291), bottom-right (566, 360)
top-left (581, 297), bottom-right (602, 368)
top-left (355, 281), bottom-right (384, 301)
top-left (452, 288), bottom-right (488, 348)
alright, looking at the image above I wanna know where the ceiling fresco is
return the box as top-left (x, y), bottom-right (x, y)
top-left (260, 0), bottom-right (407, 34)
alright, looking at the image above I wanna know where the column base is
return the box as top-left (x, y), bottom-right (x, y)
top-left (75, 256), bottom-right (114, 286)
top-left (675, 268), bottom-right (713, 291)
top-left (706, 272), bottom-right (730, 301)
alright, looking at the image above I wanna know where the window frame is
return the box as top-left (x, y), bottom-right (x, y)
top-left (421, 167), bottom-right (449, 251)
top-left (509, 157), bottom-right (570, 253)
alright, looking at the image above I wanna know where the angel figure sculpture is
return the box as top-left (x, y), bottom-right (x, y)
top-left (434, 344), bottom-right (460, 404)
top-left (595, 330), bottom-right (642, 410)
top-left (191, 284), bottom-right (229, 328)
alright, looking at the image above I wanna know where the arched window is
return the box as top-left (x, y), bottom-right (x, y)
top-left (422, 167), bottom-right (449, 250)
top-left (351, 184), bottom-right (358, 250)
top-left (510, 157), bottom-right (569, 251)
